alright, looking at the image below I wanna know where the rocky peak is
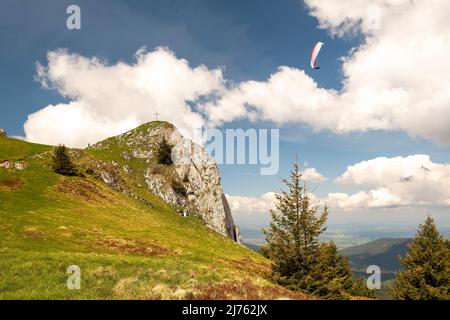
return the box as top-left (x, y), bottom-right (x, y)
top-left (89, 121), bottom-right (241, 243)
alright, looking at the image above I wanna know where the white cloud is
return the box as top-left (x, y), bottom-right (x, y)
top-left (329, 155), bottom-right (450, 209)
top-left (233, 155), bottom-right (450, 213)
top-left (24, 101), bottom-right (140, 147)
top-left (201, 0), bottom-right (450, 145)
top-left (227, 190), bottom-right (323, 216)
top-left (326, 190), bottom-right (405, 210)
top-left (304, 0), bottom-right (412, 36)
top-left (226, 192), bottom-right (276, 215)
top-left (25, 47), bottom-right (225, 147)
top-left (302, 167), bottom-right (326, 182)
top-left (23, 1), bottom-right (450, 148)
top-left (202, 67), bottom-right (340, 130)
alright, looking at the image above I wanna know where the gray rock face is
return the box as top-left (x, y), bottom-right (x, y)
top-left (0, 160), bottom-right (27, 170)
top-left (90, 122), bottom-right (241, 243)
top-left (0, 128), bottom-right (6, 138)
top-left (168, 134), bottom-right (241, 242)
top-left (14, 162), bottom-right (27, 171)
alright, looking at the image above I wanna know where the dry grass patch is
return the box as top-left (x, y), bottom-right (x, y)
top-left (222, 255), bottom-right (271, 277)
top-left (112, 278), bottom-right (187, 300)
top-left (55, 176), bottom-right (118, 204)
top-left (91, 236), bottom-right (169, 257)
top-left (23, 226), bottom-right (44, 238)
top-left (91, 266), bottom-right (118, 281)
top-left (112, 277), bottom-right (140, 298)
top-left (57, 226), bottom-right (72, 238)
top-left (0, 177), bottom-right (24, 191)
top-left (187, 279), bottom-right (311, 300)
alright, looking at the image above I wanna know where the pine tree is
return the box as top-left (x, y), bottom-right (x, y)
top-left (263, 161), bottom-right (328, 290)
top-left (51, 145), bottom-right (78, 176)
top-left (392, 216), bottom-right (450, 300)
top-left (264, 160), bottom-right (374, 299)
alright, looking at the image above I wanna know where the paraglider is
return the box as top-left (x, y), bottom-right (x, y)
top-left (310, 41), bottom-right (324, 69)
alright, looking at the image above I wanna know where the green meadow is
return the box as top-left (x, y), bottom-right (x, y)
top-left (0, 137), bottom-right (307, 300)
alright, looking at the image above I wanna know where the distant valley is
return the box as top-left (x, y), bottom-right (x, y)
top-left (340, 238), bottom-right (411, 280)
top-left (241, 228), bottom-right (412, 281)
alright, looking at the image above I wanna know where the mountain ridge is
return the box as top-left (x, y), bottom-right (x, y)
top-left (341, 237), bottom-right (411, 280)
top-left (84, 121), bottom-right (240, 242)
top-left (0, 123), bottom-right (308, 299)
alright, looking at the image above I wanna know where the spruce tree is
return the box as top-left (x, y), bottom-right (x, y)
top-left (263, 161), bottom-right (328, 290)
top-left (51, 145), bottom-right (78, 176)
top-left (264, 160), bottom-right (374, 299)
top-left (312, 242), bottom-right (375, 299)
top-left (392, 216), bottom-right (450, 300)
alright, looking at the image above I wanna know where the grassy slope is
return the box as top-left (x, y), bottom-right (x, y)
top-left (0, 137), bottom-right (307, 300)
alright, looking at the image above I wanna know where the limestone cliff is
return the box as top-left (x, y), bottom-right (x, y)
top-left (88, 121), bottom-right (241, 243)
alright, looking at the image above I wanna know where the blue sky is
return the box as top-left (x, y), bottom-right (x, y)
top-left (1, 0), bottom-right (449, 237)
top-left (1, 0), bottom-right (351, 133)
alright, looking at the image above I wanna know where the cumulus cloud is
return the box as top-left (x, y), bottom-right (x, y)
top-left (302, 167), bottom-right (326, 182)
top-left (226, 192), bottom-right (276, 215)
top-left (304, 0), bottom-right (411, 36)
top-left (24, 1), bottom-right (450, 148)
top-left (325, 190), bottom-right (405, 210)
top-left (329, 155), bottom-right (450, 209)
top-left (227, 190), bottom-right (324, 216)
top-left (229, 155), bottom-right (450, 213)
top-left (202, 0), bottom-right (450, 144)
top-left (25, 0), bottom-right (450, 146)
top-left (25, 47), bottom-right (225, 147)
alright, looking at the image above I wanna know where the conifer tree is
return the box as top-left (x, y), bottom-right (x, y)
top-left (156, 137), bottom-right (174, 165)
top-left (312, 242), bottom-right (375, 299)
top-left (263, 161), bottom-right (328, 289)
top-left (312, 242), bottom-right (355, 298)
top-left (51, 145), bottom-right (78, 176)
top-left (392, 216), bottom-right (450, 300)
top-left (264, 160), bottom-right (375, 299)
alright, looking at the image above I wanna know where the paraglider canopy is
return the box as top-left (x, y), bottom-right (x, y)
top-left (310, 42), bottom-right (324, 69)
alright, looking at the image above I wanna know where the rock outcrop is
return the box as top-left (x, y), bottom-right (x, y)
top-left (0, 160), bottom-right (27, 171)
top-left (89, 122), bottom-right (241, 243)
